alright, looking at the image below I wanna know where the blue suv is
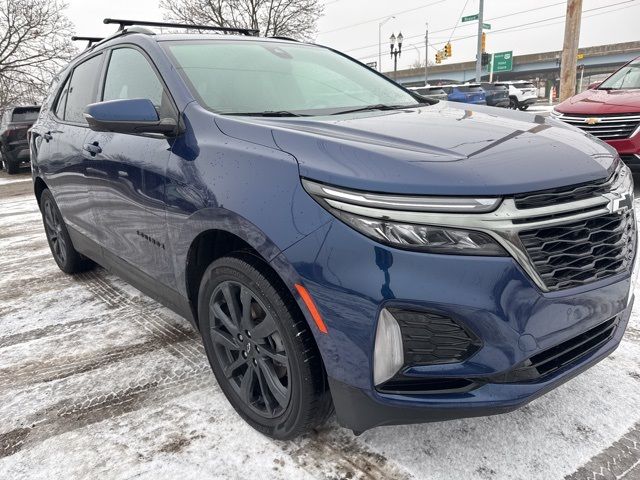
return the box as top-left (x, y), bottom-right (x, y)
top-left (30, 19), bottom-right (637, 440)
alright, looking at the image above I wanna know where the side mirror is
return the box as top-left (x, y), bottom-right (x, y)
top-left (84, 99), bottom-right (178, 135)
top-left (587, 81), bottom-right (601, 90)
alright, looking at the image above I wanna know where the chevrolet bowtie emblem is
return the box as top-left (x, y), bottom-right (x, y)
top-left (585, 117), bottom-right (600, 125)
top-left (609, 193), bottom-right (633, 213)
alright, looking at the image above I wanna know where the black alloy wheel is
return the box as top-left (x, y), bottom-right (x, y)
top-left (209, 280), bottom-right (290, 418)
top-left (42, 196), bottom-right (68, 266)
top-left (198, 254), bottom-right (332, 439)
top-left (39, 189), bottom-right (94, 274)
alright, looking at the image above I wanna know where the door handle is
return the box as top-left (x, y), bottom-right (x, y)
top-left (83, 141), bottom-right (102, 156)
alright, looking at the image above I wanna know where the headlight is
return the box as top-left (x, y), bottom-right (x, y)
top-left (303, 179), bottom-right (507, 256)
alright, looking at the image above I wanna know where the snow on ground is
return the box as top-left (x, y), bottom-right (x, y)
top-left (1, 173), bottom-right (640, 480)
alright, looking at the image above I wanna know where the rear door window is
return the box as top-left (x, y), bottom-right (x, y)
top-left (63, 54), bottom-right (103, 123)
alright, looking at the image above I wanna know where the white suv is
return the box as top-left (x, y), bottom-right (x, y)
top-left (495, 81), bottom-right (537, 110)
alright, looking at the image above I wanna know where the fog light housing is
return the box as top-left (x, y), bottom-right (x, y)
top-left (373, 309), bottom-right (404, 385)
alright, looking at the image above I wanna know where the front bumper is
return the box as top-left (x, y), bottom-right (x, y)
top-left (329, 299), bottom-right (632, 432)
top-left (519, 97), bottom-right (538, 106)
top-left (279, 215), bottom-right (636, 432)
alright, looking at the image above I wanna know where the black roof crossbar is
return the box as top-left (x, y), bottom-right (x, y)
top-left (71, 36), bottom-right (105, 48)
top-left (103, 18), bottom-right (259, 36)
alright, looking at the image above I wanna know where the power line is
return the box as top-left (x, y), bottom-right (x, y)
top-left (317, 0), bottom-right (449, 35)
top-left (342, 0), bottom-right (569, 54)
top-left (354, 1), bottom-right (638, 62)
top-left (447, 0), bottom-right (471, 44)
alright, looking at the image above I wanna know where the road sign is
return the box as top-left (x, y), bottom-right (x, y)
top-left (483, 23), bottom-right (491, 29)
top-left (577, 53), bottom-right (584, 60)
top-left (492, 51), bottom-right (513, 72)
top-left (462, 14), bottom-right (479, 22)
top-left (366, 61), bottom-right (377, 69)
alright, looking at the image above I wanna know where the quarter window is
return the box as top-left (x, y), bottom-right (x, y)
top-left (63, 54), bottom-right (103, 123)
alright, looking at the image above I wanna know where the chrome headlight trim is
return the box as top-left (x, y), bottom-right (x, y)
top-left (302, 179), bottom-right (501, 213)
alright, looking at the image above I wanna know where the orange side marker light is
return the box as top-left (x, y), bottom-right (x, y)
top-left (295, 284), bottom-right (328, 334)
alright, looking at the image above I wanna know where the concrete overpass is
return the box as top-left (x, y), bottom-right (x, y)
top-left (389, 41), bottom-right (640, 89)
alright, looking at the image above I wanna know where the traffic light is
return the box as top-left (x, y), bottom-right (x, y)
top-left (444, 42), bottom-right (452, 58)
top-left (481, 52), bottom-right (491, 66)
top-left (435, 51), bottom-right (442, 64)
top-left (481, 32), bottom-right (486, 53)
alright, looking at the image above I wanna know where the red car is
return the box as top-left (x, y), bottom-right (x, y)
top-left (551, 56), bottom-right (640, 171)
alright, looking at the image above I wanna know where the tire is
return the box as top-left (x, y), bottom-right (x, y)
top-left (5, 158), bottom-right (19, 174)
top-left (39, 189), bottom-right (94, 274)
top-left (198, 254), bottom-right (332, 439)
top-left (519, 104), bottom-right (530, 111)
top-left (509, 97), bottom-right (518, 110)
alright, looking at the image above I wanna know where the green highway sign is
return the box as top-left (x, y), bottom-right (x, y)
top-left (492, 51), bottom-right (513, 73)
top-left (462, 14), bottom-right (479, 22)
top-left (483, 23), bottom-right (491, 29)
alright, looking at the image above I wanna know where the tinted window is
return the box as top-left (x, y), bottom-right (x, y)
top-left (165, 40), bottom-right (418, 115)
top-left (11, 107), bottom-right (40, 122)
top-left (64, 54), bottom-right (103, 123)
top-left (103, 48), bottom-right (165, 110)
top-left (516, 83), bottom-right (535, 89)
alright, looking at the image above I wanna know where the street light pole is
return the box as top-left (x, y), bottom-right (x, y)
top-left (390, 32), bottom-right (403, 81)
top-left (475, 0), bottom-right (484, 81)
top-left (378, 16), bottom-right (395, 73)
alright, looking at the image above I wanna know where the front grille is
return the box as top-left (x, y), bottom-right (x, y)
top-left (557, 113), bottom-right (640, 140)
top-left (514, 164), bottom-right (620, 210)
top-left (495, 317), bottom-right (618, 382)
top-left (621, 154), bottom-right (640, 171)
top-left (519, 210), bottom-right (636, 291)
top-left (390, 309), bottom-right (481, 365)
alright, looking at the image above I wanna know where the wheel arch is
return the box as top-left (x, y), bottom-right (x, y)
top-left (34, 176), bottom-right (49, 207)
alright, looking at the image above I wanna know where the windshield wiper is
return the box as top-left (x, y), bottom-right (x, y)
top-left (331, 104), bottom-right (418, 115)
top-left (231, 111), bottom-right (304, 117)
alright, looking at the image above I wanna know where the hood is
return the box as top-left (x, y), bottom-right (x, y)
top-left (215, 102), bottom-right (617, 196)
top-left (556, 88), bottom-right (640, 115)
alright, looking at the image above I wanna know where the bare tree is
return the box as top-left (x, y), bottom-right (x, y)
top-left (0, 0), bottom-right (76, 109)
top-left (161, 0), bottom-right (324, 40)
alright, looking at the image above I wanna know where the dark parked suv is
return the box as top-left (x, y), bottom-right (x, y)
top-left (480, 82), bottom-right (510, 108)
top-left (30, 20), bottom-right (637, 439)
top-left (0, 105), bottom-right (40, 173)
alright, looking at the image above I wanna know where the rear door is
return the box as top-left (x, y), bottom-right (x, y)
top-left (84, 45), bottom-right (177, 286)
top-left (40, 53), bottom-right (105, 240)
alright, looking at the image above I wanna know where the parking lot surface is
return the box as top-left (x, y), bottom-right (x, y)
top-left (1, 168), bottom-right (640, 480)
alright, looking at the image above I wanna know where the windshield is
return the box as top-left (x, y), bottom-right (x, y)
top-left (163, 40), bottom-right (420, 115)
top-left (599, 60), bottom-right (640, 90)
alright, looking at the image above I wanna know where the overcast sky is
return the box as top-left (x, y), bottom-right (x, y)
top-left (66, 0), bottom-right (639, 72)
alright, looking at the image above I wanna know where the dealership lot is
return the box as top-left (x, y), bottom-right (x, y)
top-left (1, 169), bottom-right (639, 480)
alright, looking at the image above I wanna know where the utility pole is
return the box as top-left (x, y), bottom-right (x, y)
top-left (559, 0), bottom-right (583, 101)
top-left (424, 24), bottom-right (429, 86)
top-left (475, 0), bottom-right (484, 81)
